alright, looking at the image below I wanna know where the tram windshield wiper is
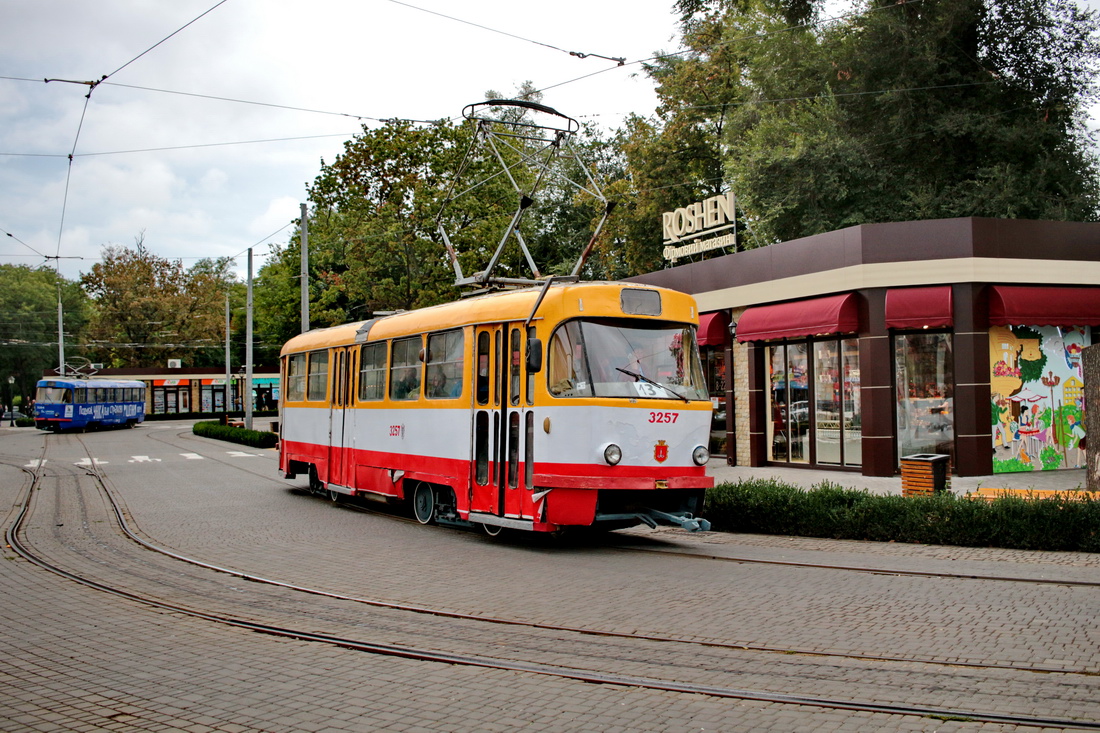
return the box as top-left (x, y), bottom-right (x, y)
top-left (616, 367), bottom-right (690, 403)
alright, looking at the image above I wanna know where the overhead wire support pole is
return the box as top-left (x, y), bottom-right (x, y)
top-left (225, 292), bottom-right (231, 412)
top-left (245, 248), bottom-right (254, 431)
top-left (300, 203), bottom-right (309, 333)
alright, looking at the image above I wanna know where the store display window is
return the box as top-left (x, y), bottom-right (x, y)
top-left (894, 333), bottom-right (954, 465)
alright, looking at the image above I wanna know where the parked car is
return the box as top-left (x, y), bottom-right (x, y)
top-left (3, 410), bottom-right (28, 421)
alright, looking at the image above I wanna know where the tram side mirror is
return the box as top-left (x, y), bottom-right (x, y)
top-left (526, 338), bottom-right (543, 373)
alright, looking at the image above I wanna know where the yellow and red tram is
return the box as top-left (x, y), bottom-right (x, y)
top-left (278, 281), bottom-right (713, 534)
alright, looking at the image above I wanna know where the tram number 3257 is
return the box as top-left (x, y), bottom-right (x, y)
top-left (648, 411), bottom-right (680, 424)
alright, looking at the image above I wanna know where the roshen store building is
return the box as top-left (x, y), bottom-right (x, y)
top-left (629, 217), bottom-right (1100, 478)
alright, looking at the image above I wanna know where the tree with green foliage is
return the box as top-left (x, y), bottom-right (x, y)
top-left (255, 86), bottom-right (619, 345)
top-left (625, 0), bottom-right (1100, 253)
top-left (0, 264), bottom-right (89, 405)
top-left (80, 235), bottom-right (236, 368)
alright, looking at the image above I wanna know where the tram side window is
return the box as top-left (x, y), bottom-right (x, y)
top-left (286, 354), bottom-right (306, 401)
top-left (307, 352), bottom-right (329, 401)
top-left (508, 328), bottom-right (522, 406)
top-left (36, 386), bottom-right (72, 404)
top-left (426, 330), bottom-right (464, 399)
top-left (477, 331), bottom-right (490, 405)
top-left (75, 388), bottom-right (87, 403)
top-left (358, 343), bottom-right (386, 401)
top-left (390, 337), bottom-right (422, 401)
top-left (547, 321), bottom-right (593, 397)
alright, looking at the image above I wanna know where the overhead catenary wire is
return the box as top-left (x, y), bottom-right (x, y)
top-left (4, 0), bottom-right (1062, 285)
top-left (35, 0), bottom-right (232, 268)
top-left (383, 0), bottom-right (624, 65)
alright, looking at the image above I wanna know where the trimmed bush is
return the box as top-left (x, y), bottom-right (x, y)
top-left (704, 479), bottom-right (1100, 553)
top-left (192, 420), bottom-right (278, 449)
top-left (146, 410), bottom-right (277, 422)
top-left (14, 417), bottom-right (35, 427)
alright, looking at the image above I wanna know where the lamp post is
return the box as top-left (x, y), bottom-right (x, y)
top-left (6, 376), bottom-right (14, 425)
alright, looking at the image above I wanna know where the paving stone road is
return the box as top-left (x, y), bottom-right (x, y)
top-left (2, 421), bottom-right (1098, 732)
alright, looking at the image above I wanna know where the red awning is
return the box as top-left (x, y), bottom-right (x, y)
top-left (885, 286), bottom-right (953, 329)
top-left (989, 286), bottom-right (1100, 326)
top-left (697, 311), bottom-right (730, 346)
top-left (735, 293), bottom-right (860, 342)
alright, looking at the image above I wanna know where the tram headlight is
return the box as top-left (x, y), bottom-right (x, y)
top-left (692, 445), bottom-right (710, 466)
top-left (603, 443), bottom-right (622, 466)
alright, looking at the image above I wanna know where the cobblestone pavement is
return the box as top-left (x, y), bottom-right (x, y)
top-left (1, 422), bottom-right (1098, 731)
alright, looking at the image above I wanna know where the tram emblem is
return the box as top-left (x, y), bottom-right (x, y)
top-left (654, 440), bottom-right (669, 463)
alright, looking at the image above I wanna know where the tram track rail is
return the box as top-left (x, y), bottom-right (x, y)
top-left (3, 431), bottom-right (1099, 729)
top-left (133, 426), bottom-right (1100, 679)
top-left (148, 423), bottom-right (1100, 588)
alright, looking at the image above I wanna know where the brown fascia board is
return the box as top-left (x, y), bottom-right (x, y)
top-left (627, 217), bottom-right (1100, 295)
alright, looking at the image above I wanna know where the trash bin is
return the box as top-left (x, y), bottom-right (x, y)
top-left (900, 454), bottom-right (951, 496)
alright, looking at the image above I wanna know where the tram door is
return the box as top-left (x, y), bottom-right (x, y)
top-left (471, 323), bottom-right (532, 518)
top-left (328, 347), bottom-right (353, 488)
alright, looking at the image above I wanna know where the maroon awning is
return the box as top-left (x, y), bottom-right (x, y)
top-left (885, 286), bottom-right (953, 329)
top-left (989, 286), bottom-right (1100, 326)
top-left (697, 311), bottom-right (730, 346)
top-left (735, 293), bottom-right (859, 342)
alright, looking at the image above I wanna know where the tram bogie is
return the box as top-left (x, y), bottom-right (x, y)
top-left (279, 281), bottom-right (713, 534)
top-left (34, 378), bottom-right (147, 432)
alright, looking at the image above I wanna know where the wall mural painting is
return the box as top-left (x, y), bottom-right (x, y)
top-left (990, 325), bottom-right (1089, 473)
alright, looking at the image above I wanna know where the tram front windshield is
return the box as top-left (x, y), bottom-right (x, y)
top-left (36, 386), bottom-right (72, 404)
top-left (548, 319), bottom-right (708, 400)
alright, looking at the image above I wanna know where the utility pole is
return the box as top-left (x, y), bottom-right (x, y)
top-left (245, 248), bottom-right (254, 431)
top-left (225, 292), bottom-right (231, 413)
top-left (300, 202), bottom-right (310, 333)
top-left (57, 284), bottom-right (65, 377)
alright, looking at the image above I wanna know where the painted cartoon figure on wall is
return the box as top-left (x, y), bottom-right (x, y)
top-left (989, 325), bottom-right (1089, 473)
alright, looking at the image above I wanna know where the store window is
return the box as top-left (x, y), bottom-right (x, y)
top-left (767, 338), bottom-right (861, 467)
top-left (895, 333), bottom-right (954, 465)
top-left (767, 342), bottom-right (809, 464)
top-left (813, 339), bottom-right (861, 466)
top-left (702, 347), bottom-right (726, 454)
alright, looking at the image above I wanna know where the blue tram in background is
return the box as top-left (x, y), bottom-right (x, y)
top-left (35, 378), bottom-right (147, 431)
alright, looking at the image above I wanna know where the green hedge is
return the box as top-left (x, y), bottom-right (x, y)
top-left (705, 479), bottom-right (1100, 553)
top-left (14, 417), bottom-right (35, 427)
top-left (146, 410), bottom-right (278, 422)
top-left (192, 420), bottom-right (279, 449)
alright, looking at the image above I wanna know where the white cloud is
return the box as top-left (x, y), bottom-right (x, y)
top-left (2, 0), bottom-right (677, 282)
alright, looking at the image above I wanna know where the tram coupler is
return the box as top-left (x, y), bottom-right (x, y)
top-left (597, 509), bottom-right (712, 532)
top-left (633, 508), bottom-right (711, 532)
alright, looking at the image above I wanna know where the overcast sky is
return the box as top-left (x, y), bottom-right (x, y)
top-left (3, 0), bottom-right (1099, 283)
top-left (1, 0), bottom-right (682, 280)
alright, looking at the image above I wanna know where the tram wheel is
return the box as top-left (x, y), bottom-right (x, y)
top-left (412, 482), bottom-right (435, 525)
top-left (308, 465), bottom-right (324, 495)
top-left (328, 489), bottom-right (340, 503)
top-left (479, 522), bottom-right (504, 537)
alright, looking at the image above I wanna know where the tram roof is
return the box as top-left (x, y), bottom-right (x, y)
top-left (37, 377), bottom-right (147, 389)
top-left (281, 281), bottom-right (700, 355)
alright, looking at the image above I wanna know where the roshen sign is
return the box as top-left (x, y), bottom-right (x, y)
top-left (661, 191), bottom-right (736, 262)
